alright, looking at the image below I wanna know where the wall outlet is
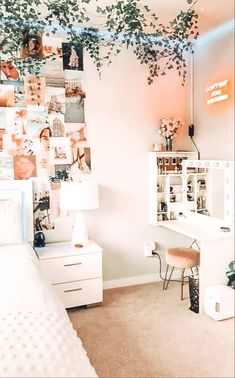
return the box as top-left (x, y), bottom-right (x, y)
top-left (144, 242), bottom-right (156, 257)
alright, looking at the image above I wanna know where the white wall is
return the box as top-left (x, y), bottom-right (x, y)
top-left (84, 25), bottom-right (234, 285)
top-left (193, 27), bottom-right (234, 160)
top-left (84, 49), bottom-right (192, 284)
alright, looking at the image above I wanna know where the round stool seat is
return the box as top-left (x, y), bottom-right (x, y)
top-left (166, 248), bottom-right (200, 269)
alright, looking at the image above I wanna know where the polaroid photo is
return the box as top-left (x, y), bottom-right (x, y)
top-left (0, 84), bottom-right (15, 107)
top-left (50, 137), bottom-right (71, 165)
top-left (62, 42), bottom-right (83, 71)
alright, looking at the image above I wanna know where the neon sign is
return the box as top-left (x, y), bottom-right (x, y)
top-left (206, 79), bottom-right (229, 105)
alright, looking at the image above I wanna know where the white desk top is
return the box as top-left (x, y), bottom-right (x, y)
top-left (159, 213), bottom-right (234, 241)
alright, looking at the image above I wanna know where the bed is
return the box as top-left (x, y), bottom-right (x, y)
top-left (0, 180), bottom-right (97, 378)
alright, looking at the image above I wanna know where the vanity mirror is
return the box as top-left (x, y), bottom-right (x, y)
top-left (182, 160), bottom-right (234, 225)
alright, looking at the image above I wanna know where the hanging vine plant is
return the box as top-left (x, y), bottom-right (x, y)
top-left (0, 0), bottom-right (199, 85)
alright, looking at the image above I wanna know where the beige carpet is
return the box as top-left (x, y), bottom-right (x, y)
top-left (68, 281), bottom-right (234, 378)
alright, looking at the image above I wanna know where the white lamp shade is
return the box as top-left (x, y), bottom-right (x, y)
top-left (60, 181), bottom-right (99, 211)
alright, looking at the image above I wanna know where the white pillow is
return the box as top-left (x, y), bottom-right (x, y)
top-left (0, 200), bottom-right (23, 245)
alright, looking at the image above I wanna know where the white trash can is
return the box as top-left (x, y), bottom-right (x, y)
top-left (204, 285), bottom-right (234, 321)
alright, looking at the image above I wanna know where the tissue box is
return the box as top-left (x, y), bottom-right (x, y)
top-left (204, 285), bottom-right (234, 321)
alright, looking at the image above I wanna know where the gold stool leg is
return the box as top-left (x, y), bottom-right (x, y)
top-left (164, 266), bottom-right (175, 290)
top-left (163, 264), bottom-right (169, 290)
top-left (181, 268), bottom-right (185, 300)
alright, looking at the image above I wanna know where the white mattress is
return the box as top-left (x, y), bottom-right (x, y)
top-left (0, 243), bottom-right (97, 378)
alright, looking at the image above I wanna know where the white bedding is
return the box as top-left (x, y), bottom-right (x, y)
top-left (0, 243), bottom-right (97, 378)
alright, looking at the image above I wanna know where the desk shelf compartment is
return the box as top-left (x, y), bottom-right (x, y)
top-left (149, 151), bottom-right (198, 225)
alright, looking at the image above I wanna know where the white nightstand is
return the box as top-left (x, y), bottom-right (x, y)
top-left (35, 241), bottom-right (103, 309)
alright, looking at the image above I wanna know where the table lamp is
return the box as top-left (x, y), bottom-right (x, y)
top-left (60, 181), bottom-right (99, 248)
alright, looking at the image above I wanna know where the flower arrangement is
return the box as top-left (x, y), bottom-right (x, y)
top-left (159, 117), bottom-right (184, 140)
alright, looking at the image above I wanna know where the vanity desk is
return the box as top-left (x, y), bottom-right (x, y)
top-left (159, 212), bottom-right (234, 314)
top-left (150, 158), bottom-right (234, 314)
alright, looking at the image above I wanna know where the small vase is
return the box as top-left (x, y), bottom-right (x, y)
top-left (165, 137), bottom-right (173, 151)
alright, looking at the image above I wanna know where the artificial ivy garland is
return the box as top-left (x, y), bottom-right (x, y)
top-left (0, 0), bottom-right (199, 84)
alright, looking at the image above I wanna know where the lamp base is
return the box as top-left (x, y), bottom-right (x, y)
top-left (71, 211), bottom-right (89, 248)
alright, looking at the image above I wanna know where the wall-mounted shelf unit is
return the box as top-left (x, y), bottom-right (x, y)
top-left (149, 151), bottom-right (198, 225)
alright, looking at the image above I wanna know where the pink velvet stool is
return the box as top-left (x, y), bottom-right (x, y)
top-left (163, 248), bottom-right (200, 300)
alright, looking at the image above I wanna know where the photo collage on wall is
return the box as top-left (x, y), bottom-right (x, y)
top-left (0, 31), bottom-right (91, 235)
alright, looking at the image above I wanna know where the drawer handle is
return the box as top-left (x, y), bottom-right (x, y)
top-left (64, 262), bottom-right (82, 267)
top-left (64, 288), bottom-right (82, 293)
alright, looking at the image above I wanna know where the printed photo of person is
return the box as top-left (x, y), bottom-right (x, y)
top-left (33, 180), bottom-right (55, 231)
top-left (62, 42), bottom-right (83, 71)
top-left (21, 29), bottom-right (44, 59)
top-left (35, 126), bottom-right (55, 178)
top-left (0, 84), bottom-right (15, 107)
top-left (66, 123), bottom-right (87, 148)
top-left (14, 155), bottom-right (37, 180)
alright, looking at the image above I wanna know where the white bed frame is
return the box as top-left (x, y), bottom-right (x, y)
top-left (0, 180), bottom-right (33, 242)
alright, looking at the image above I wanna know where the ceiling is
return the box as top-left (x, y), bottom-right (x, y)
top-left (145, 0), bottom-right (234, 36)
top-left (88, 0), bottom-right (234, 38)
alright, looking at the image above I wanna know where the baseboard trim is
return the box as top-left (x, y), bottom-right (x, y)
top-left (103, 271), bottom-right (181, 290)
top-left (103, 273), bottom-right (161, 290)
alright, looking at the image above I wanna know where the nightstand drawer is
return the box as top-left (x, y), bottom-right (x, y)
top-left (39, 253), bottom-right (102, 284)
top-left (53, 278), bottom-right (103, 308)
